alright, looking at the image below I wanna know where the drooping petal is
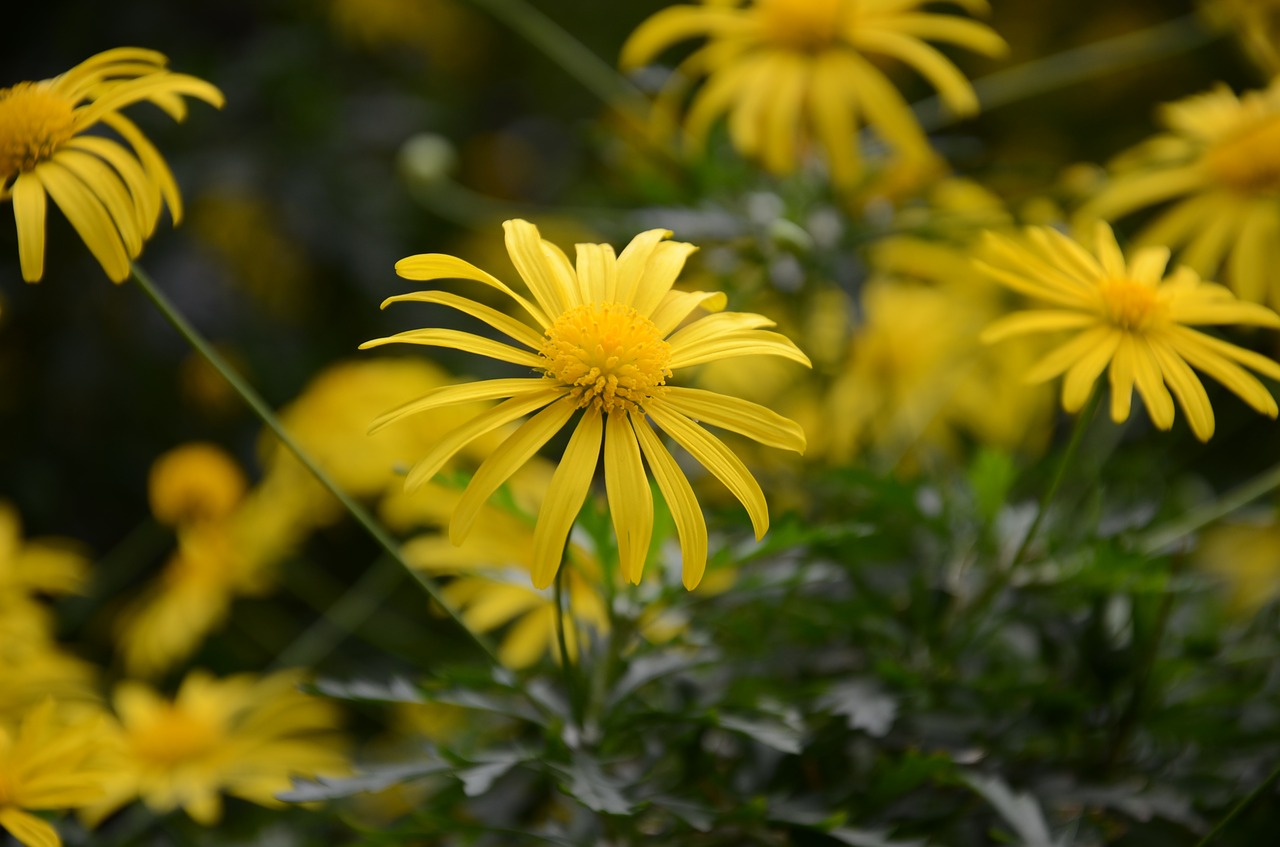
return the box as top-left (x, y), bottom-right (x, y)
top-left (871, 13), bottom-right (1007, 55)
top-left (66, 135), bottom-right (161, 235)
top-left (52, 148), bottom-right (144, 255)
top-left (604, 412), bottom-right (654, 585)
top-left (1131, 338), bottom-right (1176, 430)
top-left (35, 160), bottom-right (131, 281)
top-left (1163, 327), bottom-right (1280, 416)
top-left (668, 329), bottom-right (812, 369)
top-left (1148, 337), bottom-right (1215, 440)
top-left (369, 378), bottom-right (551, 434)
top-left (650, 289), bottom-right (728, 337)
top-left (618, 5), bottom-right (752, 69)
top-left (530, 409), bottom-right (603, 589)
top-left (403, 388), bottom-right (566, 491)
top-left (1024, 325), bottom-right (1114, 384)
top-left (631, 411), bottom-right (707, 590)
top-left (980, 310), bottom-right (1097, 344)
top-left (662, 385), bottom-right (806, 453)
top-left (99, 112), bottom-right (183, 223)
top-left (11, 174), bottom-right (48, 282)
top-left (854, 29), bottom-right (980, 116)
top-left (1108, 334), bottom-right (1137, 422)
top-left (647, 398), bottom-right (769, 540)
top-left (1060, 328), bottom-right (1120, 412)
top-left (71, 73), bottom-right (224, 131)
top-left (808, 52), bottom-right (863, 187)
top-left (0, 807), bottom-right (61, 847)
top-left (451, 398), bottom-right (578, 545)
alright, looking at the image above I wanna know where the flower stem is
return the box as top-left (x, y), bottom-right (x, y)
top-left (1139, 460), bottom-right (1280, 556)
top-left (461, 0), bottom-right (649, 122)
top-left (1010, 388), bottom-right (1102, 568)
top-left (1194, 758), bottom-right (1280, 847)
top-left (127, 263), bottom-right (501, 665)
top-left (554, 560), bottom-right (583, 729)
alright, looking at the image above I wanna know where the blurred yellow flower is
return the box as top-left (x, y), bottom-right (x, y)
top-left (329, 0), bottom-right (490, 75)
top-left (1077, 79), bottom-right (1280, 309)
top-left (96, 670), bottom-right (348, 826)
top-left (117, 473), bottom-right (310, 676)
top-left (0, 700), bottom-right (118, 847)
top-left (979, 222), bottom-right (1280, 441)
top-left (1195, 516), bottom-right (1280, 616)
top-left (363, 219), bottom-right (809, 590)
top-left (147, 442), bottom-right (248, 527)
top-left (619, 0), bottom-right (1005, 187)
top-left (266, 358), bottom-right (498, 520)
top-left (0, 48), bottom-right (223, 282)
top-left (0, 502), bottom-right (87, 601)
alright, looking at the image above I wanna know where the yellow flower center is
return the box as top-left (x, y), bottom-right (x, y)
top-left (0, 82), bottom-right (76, 182)
top-left (1099, 277), bottom-right (1161, 330)
top-left (1203, 115), bottom-right (1280, 194)
top-left (130, 704), bottom-right (224, 766)
top-left (539, 303), bottom-right (673, 414)
top-left (756, 0), bottom-right (846, 52)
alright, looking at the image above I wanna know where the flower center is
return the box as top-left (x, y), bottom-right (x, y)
top-left (130, 705), bottom-right (224, 766)
top-left (756, 0), bottom-right (846, 52)
top-left (539, 303), bottom-right (673, 414)
top-left (1099, 277), bottom-right (1160, 330)
top-left (0, 82), bottom-right (76, 182)
top-left (1203, 115), bottom-right (1280, 194)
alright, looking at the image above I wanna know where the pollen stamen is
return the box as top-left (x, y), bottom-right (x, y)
top-left (1099, 277), bottom-right (1161, 331)
top-left (0, 82), bottom-right (76, 183)
top-left (540, 303), bottom-right (673, 414)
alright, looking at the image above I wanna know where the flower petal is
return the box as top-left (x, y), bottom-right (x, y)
top-left (668, 329), bottom-right (812, 370)
top-left (615, 228), bottom-right (674, 308)
top-left (662, 385), bottom-right (806, 453)
top-left (451, 398), bottom-right (577, 545)
top-left (1148, 337), bottom-right (1215, 440)
top-left (394, 253), bottom-right (549, 328)
top-left (380, 290), bottom-right (546, 350)
top-left (631, 411), bottom-right (707, 589)
top-left (504, 219), bottom-right (572, 318)
top-left (647, 398), bottom-right (769, 540)
top-left (1131, 338), bottom-right (1176, 429)
top-left (369, 378), bottom-right (550, 434)
top-left (0, 807), bottom-right (61, 847)
top-left (980, 310), bottom-right (1097, 344)
top-left (35, 160), bottom-right (131, 281)
top-left (631, 240), bottom-right (699, 319)
top-left (604, 412), bottom-right (654, 584)
top-left (650, 289), bottom-right (728, 337)
top-left (11, 174), bottom-right (48, 282)
top-left (358, 328), bottom-right (544, 369)
top-left (575, 241), bottom-right (617, 304)
top-left (531, 409), bottom-right (603, 589)
top-left (1061, 328), bottom-right (1120, 413)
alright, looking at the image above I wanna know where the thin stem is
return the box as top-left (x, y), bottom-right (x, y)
top-left (270, 554), bottom-right (405, 671)
top-left (1194, 758), bottom-right (1280, 847)
top-left (1139, 461), bottom-right (1280, 556)
top-left (128, 263), bottom-right (500, 665)
top-left (1010, 389), bottom-right (1103, 568)
top-left (915, 14), bottom-right (1215, 132)
top-left (462, 0), bottom-right (650, 121)
top-left (1105, 555), bottom-right (1183, 770)
top-left (554, 560), bottom-right (583, 729)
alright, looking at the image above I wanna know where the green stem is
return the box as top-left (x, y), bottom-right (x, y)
top-left (1194, 758), bottom-right (1280, 847)
top-left (1139, 461), bottom-right (1280, 556)
top-left (461, 0), bottom-right (650, 121)
top-left (270, 554), bottom-right (404, 671)
top-left (915, 14), bottom-right (1215, 132)
top-left (128, 263), bottom-right (500, 665)
top-left (1010, 388), bottom-right (1102, 568)
top-left (554, 559), bottom-right (583, 728)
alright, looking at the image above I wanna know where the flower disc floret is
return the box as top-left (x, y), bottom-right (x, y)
top-left (540, 303), bottom-right (673, 414)
top-left (1099, 277), bottom-right (1162, 331)
top-left (757, 0), bottom-right (843, 51)
top-left (1202, 116), bottom-right (1280, 194)
top-left (0, 83), bottom-right (75, 181)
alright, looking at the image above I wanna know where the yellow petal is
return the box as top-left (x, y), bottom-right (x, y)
top-left (1109, 334), bottom-right (1137, 422)
top-left (99, 112), bottom-right (183, 224)
top-left (1061, 328), bottom-right (1120, 413)
top-left (0, 807), bottom-right (61, 847)
top-left (71, 73), bottom-right (224, 131)
top-left (66, 135), bottom-right (161, 236)
top-left (1092, 222), bottom-right (1127, 279)
top-left (631, 412), bottom-right (707, 590)
top-left (394, 253), bottom-right (549, 328)
top-left (380, 290), bottom-right (546, 350)
top-left (668, 329), bottom-right (812, 370)
top-left (1024, 325), bottom-right (1113, 384)
top-left (1180, 201), bottom-right (1240, 276)
top-left (1163, 327), bottom-right (1279, 416)
top-left (498, 606), bottom-right (554, 670)
top-left (650, 289), bottom-right (728, 337)
top-left (631, 240), bottom-right (699, 319)
top-left (854, 29), bottom-right (979, 116)
top-left (35, 160), bottom-right (130, 281)
top-left (758, 53), bottom-right (808, 175)
top-left (604, 412), bottom-right (654, 584)
top-left (980, 310), bottom-right (1097, 344)
top-left (451, 398), bottom-right (577, 545)
top-left (618, 5), bottom-right (750, 69)
top-left (873, 13), bottom-right (1008, 56)
top-left (404, 388), bottom-right (566, 490)
top-left (574, 241), bottom-right (617, 304)
top-left (1227, 201), bottom-right (1279, 306)
top-left (1131, 338), bottom-right (1176, 429)
top-left (808, 52), bottom-right (863, 188)
top-left (531, 410), bottom-right (603, 589)
top-left (1126, 245), bottom-right (1171, 285)
top-left (1148, 337), bottom-right (1215, 440)
top-left (53, 148), bottom-right (144, 256)
top-left (504, 219), bottom-right (572, 318)
top-left (358, 328), bottom-right (544, 369)
top-left (615, 228), bottom-right (674, 308)
top-left (647, 399), bottom-right (769, 540)
top-left (662, 386), bottom-right (806, 453)
top-left (1075, 166), bottom-right (1205, 227)
top-left (11, 174), bottom-right (48, 282)
top-left (369, 377), bottom-right (550, 434)
top-left (835, 51), bottom-right (930, 153)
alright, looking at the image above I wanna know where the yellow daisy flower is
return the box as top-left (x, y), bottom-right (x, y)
top-left (0, 502), bottom-right (88, 602)
top-left (978, 222), bottom-right (1280, 442)
top-left (619, 0), bottom-right (1006, 186)
top-left (1076, 78), bottom-right (1280, 310)
top-left (96, 670), bottom-right (348, 826)
top-left (0, 700), bottom-right (117, 847)
top-left (1, 47), bottom-right (223, 282)
top-left (1195, 516), bottom-right (1280, 616)
top-left (362, 219), bottom-right (809, 590)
